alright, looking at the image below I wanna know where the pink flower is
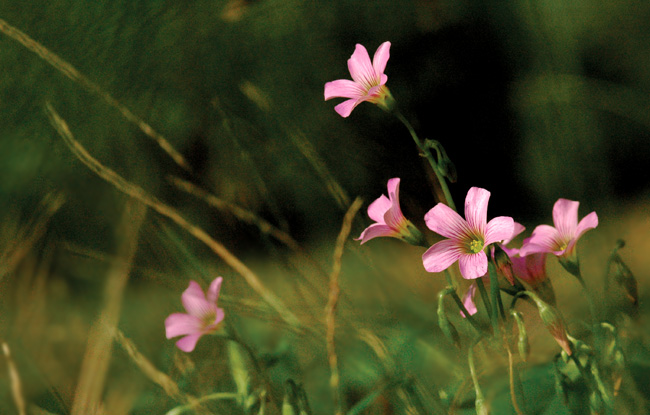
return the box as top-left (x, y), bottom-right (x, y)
top-left (165, 277), bottom-right (225, 352)
top-left (422, 187), bottom-right (514, 280)
top-left (324, 41), bottom-right (392, 117)
top-left (356, 178), bottom-right (423, 245)
top-left (519, 199), bottom-right (598, 258)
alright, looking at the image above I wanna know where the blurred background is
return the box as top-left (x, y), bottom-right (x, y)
top-left (0, 0), bottom-right (649, 414)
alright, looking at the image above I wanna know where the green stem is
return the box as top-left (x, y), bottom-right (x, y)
top-left (444, 270), bottom-right (483, 334)
top-left (488, 262), bottom-right (506, 323)
top-left (394, 110), bottom-right (456, 211)
top-left (476, 278), bottom-right (495, 334)
top-left (165, 393), bottom-right (239, 415)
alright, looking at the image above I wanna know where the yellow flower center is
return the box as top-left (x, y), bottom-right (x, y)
top-left (469, 238), bottom-right (484, 254)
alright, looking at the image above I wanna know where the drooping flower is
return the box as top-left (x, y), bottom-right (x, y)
top-left (165, 277), bottom-right (225, 352)
top-left (324, 41), bottom-right (393, 117)
top-left (461, 282), bottom-right (479, 318)
top-left (356, 178), bottom-right (424, 245)
top-left (422, 187), bottom-right (515, 279)
top-left (519, 198), bottom-right (598, 259)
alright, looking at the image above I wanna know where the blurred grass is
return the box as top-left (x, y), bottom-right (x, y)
top-left (1, 0), bottom-right (650, 414)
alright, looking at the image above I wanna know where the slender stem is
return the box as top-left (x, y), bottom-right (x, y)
top-left (394, 110), bottom-right (456, 211)
top-left (506, 346), bottom-right (524, 415)
top-left (488, 262), bottom-right (506, 323)
top-left (476, 278), bottom-right (495, 334)
top-left (444, 271), bottom-right (483, 334)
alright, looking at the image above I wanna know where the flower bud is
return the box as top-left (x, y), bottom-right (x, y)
top-left (493, 244), bottom-right (515, 285)
top-left (611, 254), bottom-right (638, 309)
top-left (438, 288), bottom-right (461, 348)
top-left (525, 291), bottom-right (572, 356)
top-left (511, 310), bottom-right (530, 362)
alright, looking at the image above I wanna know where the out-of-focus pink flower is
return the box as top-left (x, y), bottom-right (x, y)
top-left (324, 41), bottom-right (393, 117)
top-left (165, 277), bottom-right (225, 352)
top-left (519, 198), bottom-right (598, 258)
top-left (461, 282), bottom-right (479, 318)
top-left (356, 178), bottom-right (423, 245)
top-left (422, 187), bottom-right (515, 279)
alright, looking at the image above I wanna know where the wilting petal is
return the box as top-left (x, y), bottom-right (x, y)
top-left (367, 194), bottom-right (391, 223)
top-left (484, 216), bottom-right (515, 245)
top-left (552, 199), bottom-right (579, 239)
top-left (176, 333), bottom-right (203, 353)
top-left (356, 223), bottom-right (396, 244)
top-left (465, 187), bottom-right (490, 234)
top-left (348, 44), bottom-right (376, 88)
top-left (459, 252), bottom-right (488, 280)
top-left (334, 98), bottom-right (360, 118)
top-left (461, 283), bottom-right (478, 318)
top-left (324, 79), bottom-right (365, 100)
top-left (372, 41), bottom-right (391, 77)
top-left (182, 281), bottom-right (211, 317)
top-left (165, 313), bottom-right (202, 339)
top-left (424, 203), bottom-right (470, 240)
top-left (422, 239), bottom-right (463, 273)
top-left (207, 277), bottom-right (223, 304)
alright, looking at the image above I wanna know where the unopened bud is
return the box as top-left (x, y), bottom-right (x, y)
top-left (525, 291), bottom-right (572, 356)
top-left (493, 244), bottom-right (515, 285)
top-left (511, 310), bottom-right (530, 362)
top-left (438, 288), bottom-right (461, 348)
top-left (611, 254), bottom-right (638, 308)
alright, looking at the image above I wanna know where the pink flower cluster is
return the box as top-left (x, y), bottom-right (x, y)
top-left (358, 181), bottom-right (598, 318)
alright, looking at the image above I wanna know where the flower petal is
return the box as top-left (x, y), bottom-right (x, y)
top-left (519, 225), bottom-right (562, 256)
top-left (165, 313), bottom-right (202, 339)
top-left (175, 333), bottom-right (203, 353)
top-left (367, 194), bottom-right (391, 223)
top-left (422, 239), bottom-right (463, 273)
top-left (464, 187), bottom-right (490, 235)
top-left (205, 308), bottom-right (226, 332)
top-left (484, 216), bottom-right (515, 245)
top-left (372, 41), bottom-right (391, 77)
top-left (504, 222), bottom-right (526, 246)
top-left (207, 277), bottom-right (223, 305)
top-left (356, 223), bottom-right (396, 244)
top-left (384, 178), bottom-right (406, 230)
top-left (552, 199), bottom-right (579, 239)
top-left (324, 79), bottom-right (365, 100)
top-left (347, 44), bottom-right (377, 89)
top-left (182, 281), bottom-right (213, 318)
top-left (575, 211), bottom-right (598, 240)
top-left (334, 98), bottom-right (361, 118)
top-left (458, 251), bottom-right (488, 280)
top-left (424, 203), bottom-right (470, 240)
top-left (461, 283), bottom-right (478, 318)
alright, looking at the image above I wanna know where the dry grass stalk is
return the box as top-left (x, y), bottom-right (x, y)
top-left (168, 175), bottom-right (301, 251)
top-left (45, 103), bottom-right (301, 330)
top-left (326, 197), bottom-right (363, 415)
top-left (0, 192), bottom-right (64, 282)
top-left (287, 127), bottom-right (350, 209)
top-left (2, 342), bottom-right (27, 415)
top-left (71, 200), bottom-right (147, 415)
top-left (113, 329), bottom-right (191, 403)
top-left (0, 18), bottom-right (190, 172)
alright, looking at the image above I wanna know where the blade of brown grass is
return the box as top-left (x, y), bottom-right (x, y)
top-left (326, 197), bottom-right (363, 415)
top-left (45, 103), bottom-right (301, 330)
top-left (0, 18), bottom-right (190, 172)
top-left (0, 192), bottom-right (64, 283)
top-left (2, 342), bottom-right (27, 415)
top-left (71, 199), bottom-right (147, 415)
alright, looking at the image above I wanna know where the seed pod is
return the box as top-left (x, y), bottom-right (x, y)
top-left (525, 291), bottom-right (572, 356)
